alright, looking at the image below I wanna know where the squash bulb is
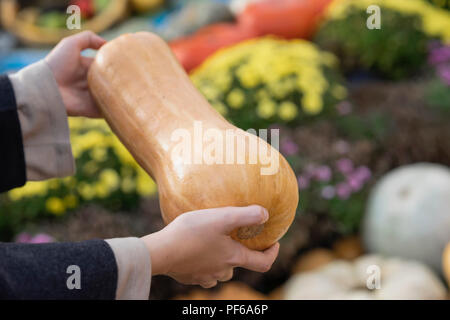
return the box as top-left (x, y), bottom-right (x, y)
top-left (87, 32), bottom-right (299, 250)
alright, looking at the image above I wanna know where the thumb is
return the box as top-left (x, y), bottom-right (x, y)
top-left (74, 30), bottom-right (106, 51)
top-left (218, 205), bottom-right (269, 235)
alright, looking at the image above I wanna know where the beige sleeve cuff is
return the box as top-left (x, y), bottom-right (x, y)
top-left (105, 237), bottom-right (152, 300)
top-left (8, 60), bottom-right (75, 181)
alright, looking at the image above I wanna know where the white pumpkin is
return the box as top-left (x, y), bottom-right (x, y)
top-left (363, 163), bottom-right (450, 274)
top-left (319, 260), bottom-right (359, 288)
top-left (282, 255), bottom-right (446, 300)
top-left (328, 290), bottom-right (373, 300)
top-left (283, 272), bottom-right (344, 300)
top-left (375, 260), bottom-right (446, 300)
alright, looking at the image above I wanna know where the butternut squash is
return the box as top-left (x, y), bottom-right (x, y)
top-left (87, 32), bottom-right (299, 250)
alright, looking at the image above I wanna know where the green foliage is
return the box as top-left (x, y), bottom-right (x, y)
top-left (425, 78), bottom-right (450, 111)
top-left (427, 0), bottom-right (450, 10)
top-left (335, 112), bottom-right (391, 141)
top-left (315, 7), bottom-right (430, 79)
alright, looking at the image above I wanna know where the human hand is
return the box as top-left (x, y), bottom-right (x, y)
top-left (45, 31), bottom-right (106, 118)
top-left (141, 205), bottom-right (279, 288)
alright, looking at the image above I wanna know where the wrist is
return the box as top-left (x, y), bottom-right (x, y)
top-left (141, 231), bottom-right (174, 276)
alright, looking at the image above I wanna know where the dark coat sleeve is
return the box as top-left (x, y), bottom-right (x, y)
top-left (0, 75), bottom-right (26, 193)
top-left (0, 239), bottom-right (118, 299)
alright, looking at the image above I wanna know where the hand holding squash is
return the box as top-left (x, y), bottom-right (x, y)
top-left (88, 32), bottom-right (299, 250)
top-left (141, 205), bottom-right (279, 288)
top-left (46, 31), bottom-right (106, 118)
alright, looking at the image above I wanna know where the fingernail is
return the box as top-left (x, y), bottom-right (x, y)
top-left (261, 208), bottom-right (269, 223)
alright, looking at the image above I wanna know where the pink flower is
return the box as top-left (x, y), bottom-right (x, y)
top-left (336, 158), bottom-right (354, 174)
top-left (15, 232), bottom-right (54, 244)
top-left (321, 186), bottom-right (335, 199)
top-left (30, 233), bottom-right (54, 244)
top-left (428, 42), bottom-right (450, 65)
top-left (15, 232), bottom-right (32, 243)
top-left (336, 182), bottom-right (352, 199)
top-left (354, 166), bottom-right (372, 183)
top-left (347, 176), bottom-right (363, 192)
top-left (345, 166), bottom-right (371, 192)
top-left (314, 165), bottom-right (332, 182)
top-left (437, 64), bottom-right (450, 86)
top-left (297, 175), bottom-right (310, 190)
top-left (304, 164), bottom-right (317, 177)
top-left (280, 139), bottom-right (299, 156)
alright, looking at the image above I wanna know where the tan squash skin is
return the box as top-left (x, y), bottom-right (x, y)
top-left (88, 32), bottom-right (299, 250)
top-left (444, 243), bottom-right (450, 286)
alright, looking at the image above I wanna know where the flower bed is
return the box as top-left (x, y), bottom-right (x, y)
top-left (191, 37), bottom-right (347, 130)
top-left (0, 118), bottom-right (157, 240)
top-left (315, 0), bottom-right (450, 79)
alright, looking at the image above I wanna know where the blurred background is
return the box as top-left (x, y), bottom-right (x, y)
top-left (0, 0), bottom-right (450, 300)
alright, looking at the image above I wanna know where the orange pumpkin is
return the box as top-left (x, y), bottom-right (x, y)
top-left (169, 23), bottom-right (258, 72)
top-left (238, 0), bottom-right (333, 39)
top-left (88, 32), bottom-right (299, 250)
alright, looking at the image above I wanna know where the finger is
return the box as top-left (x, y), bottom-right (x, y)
top-left (237, 242), bottom-right (279, 272)
top-left (200, 280), bottom-right (217, 289)
top-left (218, 269), bottom-right (233, 282)
top-left (81, 56), bottom-right (94, 69)
top-left (74, 30), bottom-right (107, 51)
top-left (213, 205), bottom-right (269, 235)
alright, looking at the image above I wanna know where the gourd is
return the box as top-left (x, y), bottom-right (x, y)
top-left (169, 23), bottom-right (257, 72)
top-left (87, 32), bottom-right (299, 250)
top-left (237, 0), bottom-right (333, 39)
top-left (291, 248), bottom-right (336, 273)
top-left (444, 243), bottom-right (450, 286)
top-left (176, 282), bottom-right (267, 300)
top-left (282, 255), bottom-right (446, 300)
top-left (363, 163), bottom-right (450, 274)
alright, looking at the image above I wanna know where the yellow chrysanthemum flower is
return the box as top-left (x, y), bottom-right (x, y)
top-left (77, 183), bottom-right (95, 201)
top-left (62, 176), bottom-right (77, 189)
top-left (278, 101), bottom-right (298, 121)
top-left (95, 183), bottom-right (110, 198)
top-left (331, 85), bottom-right (348, 100)
top-left (99, 169), bottom-right (120, 191)
top-left (214, 73), bottom-right (233, 92)
top-left (190, 37), bottom-right (344, 126)
top-left (236, 65), bottom-right (260, 88)
top-left (5, 115), bottom-right (159, 215)
top-left (121, 177), bottom-right (136, 193)
top-left (302, 94), bottom-right (323, 115)
top-left (9, 181), bottom-right (48, 201)
top-left (63, 194), bottom-right (78, 209)
top-left (136, 168), bottom-right (157, 196)
top-left (257, 99), bottom-right (277, 119)
top-left (227, 89), bottom-right (246, 109)
top-left (45, 197), bottom-right (65, 215)
top-left (200, 84), bottom-right (221, 100)
top-left (90, 147), bottom-right (108, 162)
